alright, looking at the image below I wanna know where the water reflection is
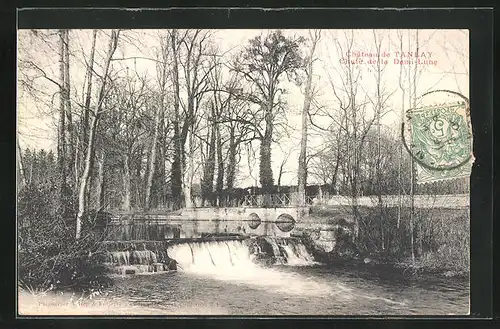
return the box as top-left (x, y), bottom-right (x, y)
top-left (107, 219), bottom-right (297, 241)
top-left (275, 214), bottom-right (295, 232)
top-left (247, 213), bottom-right (261, 229)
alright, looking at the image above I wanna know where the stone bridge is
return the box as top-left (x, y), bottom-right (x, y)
top-left (179, 206), bottom-right (310, 223)
top-left (110, 206), bottom-right (311, 223)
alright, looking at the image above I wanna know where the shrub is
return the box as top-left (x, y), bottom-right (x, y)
top-left (18, 182), bottom-right (112, 293)
top-left (354, 206), bottom-right (469, 273)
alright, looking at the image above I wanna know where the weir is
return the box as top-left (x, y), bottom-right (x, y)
top-left (99, 202), bottom-right (322, 276)
top-left (102, 236), bottom-right (317, 275)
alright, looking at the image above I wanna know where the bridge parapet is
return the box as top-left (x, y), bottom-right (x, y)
top-left (180, 206), bottom-right (310, 222)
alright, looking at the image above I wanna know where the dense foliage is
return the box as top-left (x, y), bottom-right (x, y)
top-left (18, 149), bottom-right (112, 292)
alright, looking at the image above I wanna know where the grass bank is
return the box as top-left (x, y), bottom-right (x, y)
top-left (301, 204), bottom-right (470, 277)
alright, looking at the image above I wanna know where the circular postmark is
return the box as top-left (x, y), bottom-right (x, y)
top-left (401, 90), bottom-right (472, 172)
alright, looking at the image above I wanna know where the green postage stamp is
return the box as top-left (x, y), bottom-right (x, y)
top-left (406, 102), bottom-right (473, 184)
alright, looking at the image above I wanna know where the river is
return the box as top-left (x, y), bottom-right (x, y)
top-left (101, 219), bottom-right (469, 316)
top-left (18, 217), bottom-right (468, 316)
top-left (106, 263), bottom-right (468, 315)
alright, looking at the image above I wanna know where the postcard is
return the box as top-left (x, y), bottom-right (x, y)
top-left (17, 23), bottom-right (473, 316)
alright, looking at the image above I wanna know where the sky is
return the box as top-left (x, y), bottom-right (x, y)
top-left (17, 29), bottom-right (469, 188)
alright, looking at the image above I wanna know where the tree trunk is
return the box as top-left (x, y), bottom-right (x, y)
top-left (397, 31), bottom-right (405, 230)
top-left (183, 131), bottom-right (194, 209)
top-left (260, 133), bottom-right (273, 207)
top-left (144, 106), bottom-right (160, 210)
top-left (82, 30), bottom-right (97, 150)
top-left (215, 122), bottom-right (224, 206)
top-left (352, 115), bottom-right (360, 241)
top-left (201, 127), bottom-right (215, 206)
top-left (76, 110), bottom-right (96, 239)
top-left (226, 127), bottom-right (237, 190)
top-left (352, 174), bottom-right (360, 240)
top-left (277, 157), bottom-right (286, 188)
top-left (28, 153), bottom-right (33, 185)
top-left (146, 41), bottom-right (168, 210)
top-left (75, 30), bottom-right (119, 239)
top-left (170, 30), bottom-right (183, 210)
top-left (409, 30), bottom-right (419, 264)
top-left (57, 29), bottom-right (67, 208)
top-left (78, 30), bottom-right (97, 208)
top-left (96, 149), bottom-right (105, 210)
top-left (374, 30), bottom-right (384, 251)
top-left (62, 29), bottom-right (75, 193)
top-left (134, 146), bottom-right (144, 208)
top-left (122, 153), bottom-right (131, 211)
top-left (332, 141), bottom-right (342, 194)
top-left (17, 142), bottom-right (26, 187)
top-left (298, 30), bottom-right (319, 206)
top-left (182, 95), bottom-right (197, 209)
top-left (201, 118), bottom-right (216, 207)
top-left (259, 105), bottom-right (274, 192)
top-left (154, 113), bottom-right (166, 208)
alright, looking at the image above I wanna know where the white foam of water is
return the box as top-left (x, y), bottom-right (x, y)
top-left (281, 244), bottom-right (319, 266)
top-left (107, 250), bottom-right (157, 266)
top-left (168, 240), bottom-right (348, 298)
top-left (108, 251), bottom-right (130, 266)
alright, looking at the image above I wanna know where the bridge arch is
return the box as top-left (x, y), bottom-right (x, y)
top-left (275, 213), bottom-right (295, 232)
top-left (247, 213), bottom-right (262, 229)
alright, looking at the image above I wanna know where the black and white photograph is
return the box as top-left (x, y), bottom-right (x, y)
top-left (17, 24), bottom-right (473, 316)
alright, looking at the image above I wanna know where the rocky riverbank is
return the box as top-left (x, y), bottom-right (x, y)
top-left (298, 228), bottom-right (468, 279)
top-left (294, 204), bottom-right (470, 279)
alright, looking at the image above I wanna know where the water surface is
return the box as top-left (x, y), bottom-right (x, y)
top-left (108, 257), bottom-right (469, 315)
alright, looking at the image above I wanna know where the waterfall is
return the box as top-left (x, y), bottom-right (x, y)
top-left (263, 237), bottom-right (281, 257)
top-left (166, 238), bottom-right (331, 297)
top-left (168, 237), bottom-right (317, 272)
top-left (167, 240), bottom-right (253, 272)
top-left (106, 250), bottom-right (158, 266)
top-left (280, 241), bottom-right (317, 266)
top-left (107, 251), bottom-right (131, 266)
top-left (103, 236), bottom-right (318, 277)
top-left (253, 237), bottom-right (316, 266)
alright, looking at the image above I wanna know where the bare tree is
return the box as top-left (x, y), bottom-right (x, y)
top-left (319, 30), bottom-right (379, 240)
top-left (145, 33), bottom-right (170, 210)
top-left (408, 30), bottom-right (419, 264)
top-left (396, 30), bottom-right (406, 229)
top-left (297, 30), bottom-right (321, 206)
top-left (78, 30), bottom-right (98, 197)
top-left (167, 29), bottom-right (216, 209)
top-left (368, 29), bottom-right (395, 251)
top-left (57, 30), bottom-right (68, 208)
top-left (169, 29), bottom-right (184, 209)
top-left (76, 30), bottom-right (120, 239)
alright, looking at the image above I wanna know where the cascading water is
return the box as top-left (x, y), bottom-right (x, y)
top-left (105, 247), bottom-right (172, 275)
top-left (263, 237), bottom-right (281, 256)
top-left (101, 236), bottom-right (410, 309)
top-left (106, 250), bottom-right (158, 266)
top-left (279, 241), bottom-right (318, 266)
top-left (167, 240), bottom-right (254, 271)
top-left (166, 237), bottom-right (317, 270)
top-left (254, 237), bottom-right (317, 266)
top-left (165, 238), bottom-right (350, 298)
top-left (103, 235), bottom-right (319, 284)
